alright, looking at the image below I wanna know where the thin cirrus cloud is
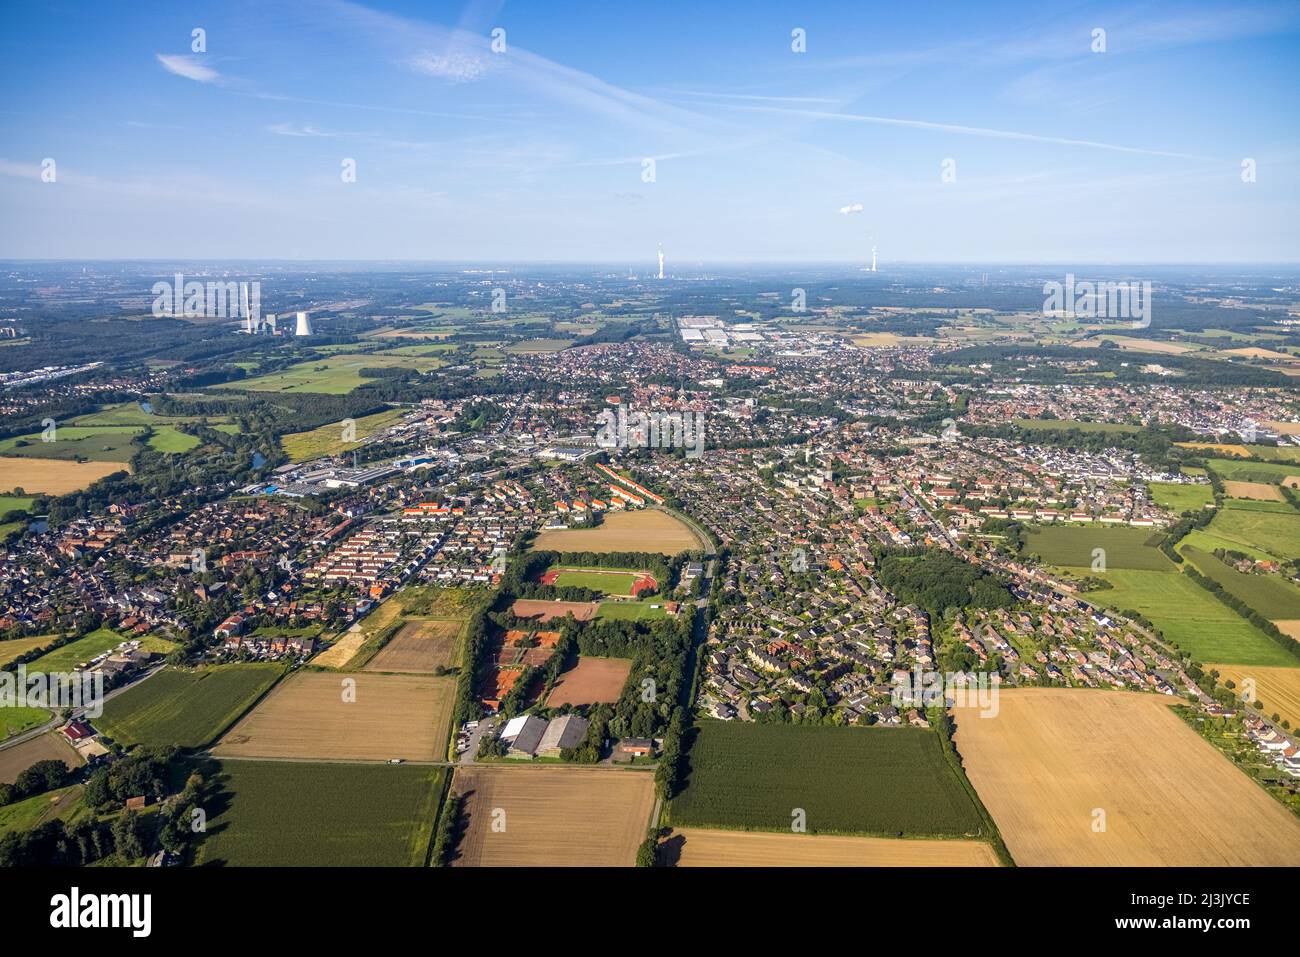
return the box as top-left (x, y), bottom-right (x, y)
top-left (156, 53), bottom-right (221, 84)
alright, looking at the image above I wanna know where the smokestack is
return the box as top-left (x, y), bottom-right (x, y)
top-left (657, 243), bottom-right (664, 280)
top-left (871, 245), bottom-right (877, 273)
top-left (294, 311), bottom-right (313, 336)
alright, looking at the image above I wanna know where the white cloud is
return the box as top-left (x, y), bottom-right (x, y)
top-left (156, 54), bottom-right (220, 84)
top-left (407, 49), bottom-right (491, 83)
top-left (267, 122), bottom-right (334, 137)
top-left (839, 203), bottom-right (864, 215)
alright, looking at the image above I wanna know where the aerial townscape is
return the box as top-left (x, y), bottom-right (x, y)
top-left (0, 0), bottom-right (1297, 931)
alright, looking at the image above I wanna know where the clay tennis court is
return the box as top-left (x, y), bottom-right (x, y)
top-left (510, 599), bottom-right (599, 622)
top-left (449, 766), bottom-right (655, 867)
top-left (214, 671), bottom-right (455, 762)
top-left (664, 828), bottom-right (999, 867)
top-left (953, 688), bottom-right (1300, 866)
top-left (545, 656), bottom-right (632, 706)
top-left (364, 619), bottom-right (461, 673)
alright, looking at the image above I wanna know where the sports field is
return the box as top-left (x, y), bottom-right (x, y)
top-left (952, 688), bottom-right (1300, 865)
top-left (449, 766), bottom-right (655, 867)
top-left (197, 759), bottom-right (443, 867)
top-left (363, 619), bottom-right (462, 673)
top-left (0, 457), bottom-right (127, 495)
top-left (214, 671), bottom-right (455, 762)
top-left (670, 720), bottom-right (988, 838)
top-left (1024, 524), bottom-right (1174, 571)
top-left (1086, 569), bottom-right (1294, 666)
top-left (96, 664), bottom-right (283, 748)
top-left (1148, 482), bottom-right (1214, 513)
top-left (664, 827), bottom-right (999, 867)
top-left (1210, 663), bottom-right (1300, 729)
top-left (530, 508), bottom-right (703, 556)
top-left (543, 567), bottom-right (649, 596)
top-left (544, 657), bottom-right (632, 706)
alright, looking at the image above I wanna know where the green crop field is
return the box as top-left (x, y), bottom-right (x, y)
top-left (670, 720), bottom-right (988, 838)
top-left (28, 629), bottom-right (176, 673)
top-left (0, 427), bottom-right (143, 463)
top-left (97, 664), bottom-right (284, 749)
top-left (1148, 482), bottom-right (1214, 513)
top-left (552, 568), bottom-right (642, 595)
top-left (1203, 505), bottom-right (1300, 560)
top-left (196, 760), bottom-right (444, 866)
top-left (1024, 524), bottom-right (1175, 571)
top-left (1085, 569), bottom-right (1295, 666)
top-left (1179, 546), bottom-right (1300, 620)
top-left (1206, 458), bottom-right (1296, 484)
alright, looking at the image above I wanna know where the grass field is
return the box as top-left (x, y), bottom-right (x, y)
top-left (146, 426), bottom-right (200, 453)
top-left (27, 628), bottom-right (176, 673)
top-left (197, 759), bottom-right (443, 866)
top-left (1209, 663), bottom-right (1300, 729)
top-left (530, 508), bottom-right (703, 556)
top-left (1207, 458), bottom-right (1297, 484)
top-left (1148, 481), bottom-right (1214, 513)
top-left (363, 619), bottom-right (462, 673)
top-left (0, 733), bottom-right (82, 785)
top-left (1180, 546), bottom-right (1300, 620)
top-left (96, 664), bottom-right (284, 749)
top-left (0, 495), bottom-right (34, 519)
top-left (1024, 524), bottom-right (1175, 571)
top-left (449, 766), bottom-right (655, 867)
top-left (70, 401), bottom-right (234, 428)
top-left (595, 601), bottom-right (669, 622)
top-left (953, 688), bottom-right (1300, 865)
top-left (313, 593), bottom-right (406, 669)
top-left (545, 657), bottom-right (632, 706)
top-left (0, 785), bottom-right (85, 838)
top-left (0, 457), bottom-right (127, 495)
top-left (670, 720), bottom-right (988, 838)
top-left (0, 426), bottom-right (142, 462)
top-left (502, 338), bottom-right (573, 354)
top-left (1, 706), bottom-right (52, 739)
top-left (664, 827), bottom-right (999, 867)
top-left (1085, 569), bottom-right (1294, 666)
top-left (281, 408), bottom-right (406, 462)
top-left (214, 671), bottom-right (456, 762)
top-left (0, 633), bottom-right (56, 668)
top-left (232, 353), bottom-right (445, 394)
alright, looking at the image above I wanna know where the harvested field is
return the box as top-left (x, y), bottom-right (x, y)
top-left (0, 732), bottom-right (82, 785)
top-left (1176, 442), bottom-right (1252, 457)
top-left (953, 688), bottom-right (1300, 865)
top-left (364, 619), bottom-right (461, 673)
top-left (1223, 480), bottom-right (1285, 501)
top-left (510, 599), bottom-right (599, 622)
top-left (664, 827), bottom-right (999, 867)
top-left (1210, 664), bottom-right (1300, 730)
top-left (449, 766), bottom-right (655, 867)
top-left (0, 457), bottom-right (126, 495)
top-left (312, 631), bottom-right (367, 668)
top-left (214, 671), bottom-right (455, 762)
top-left (530, 508), bottom-right (702, 556)
top-left (0, 634), bottom-right (56, 668)
top-left (1277, 621), bottom-right (1300, 641)
top-left (545, 657), bottom-right (632, 706)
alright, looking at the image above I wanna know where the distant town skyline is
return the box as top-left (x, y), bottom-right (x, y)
top-left (1, 0), bottom-right (1298, 263)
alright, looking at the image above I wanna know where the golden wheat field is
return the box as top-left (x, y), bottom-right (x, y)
top-left (449, 767), bottom-right (655, 867)
top-left (530, 508), bottom-right (702, 555)
top-left (953, 688), bottom-right (1300, 866)
top-left (663, 828), bottom-right (999, 867)
top-left (1210, 664), bottom-right (1300, 731)
top-left (0, 457), bottom-right (127, 495)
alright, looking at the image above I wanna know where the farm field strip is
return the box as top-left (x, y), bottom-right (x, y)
top-left (665, 827), bottom-right (1000, 867)
top-left (529, 508), bottom-right (704, 555)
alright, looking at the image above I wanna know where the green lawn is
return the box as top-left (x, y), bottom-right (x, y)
top-left (552, 568), bottom-right (642, 596)
top-left (1148, 482), bottom-right (1214, 514)
top-left (596, 601), bottom-right (669, 621)
top-left (28, 629), bottom-right (177, 673)
top-left (671, 720), bottom-right (989, 838)
top-left (96, 664), bottom-right (284, 749)
top-left (1085, 569), bottom-right (1295, 666)
top-left (1, 706), bottom-right (52, 738)
top-left (196, 760), bottom-right (444, 866)
top-left (1025, 524), bottom-right (1176, 571)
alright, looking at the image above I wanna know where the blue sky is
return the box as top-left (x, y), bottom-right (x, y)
top-left (1, 0), bottom-right (1298, 263)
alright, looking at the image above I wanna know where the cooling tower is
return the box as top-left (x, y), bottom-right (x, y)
top-left (294, 311), bottom-right (313, 336)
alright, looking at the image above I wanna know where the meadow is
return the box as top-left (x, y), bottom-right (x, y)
top-left (0, 495), bottom-right (34, 519)
top-left (96, 664), bottom-right (284, 749)
top-left (1024, 524), bottom-right (1175, 571)
top-left (670, 720), bottom-right (988, 838)
top-left (28, 628), bottom-right (176, 672)
top-left (197, 760), bottom-right (444, 867)
top-left (1, 706), bottom-right (51, 739)
top-left (1179, 546), bottom-right (1300, 620)
top-left (1202, 504), bottom-right (1300, 561)
top-left (1085, 569), bottom-right (1294, 666)
top-left (0, 426), bottom-right (142, 462)
top-left (1207, 458), bottom-right (1297, 484)
top-left (281, 408), bottom-right (406, 462)
top-left (0, 633), bottom-right (56, 668)
top-left (1148, 482), bottom-right (1214, 513)
top-left (232, 353), bottom-right (445, 394)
